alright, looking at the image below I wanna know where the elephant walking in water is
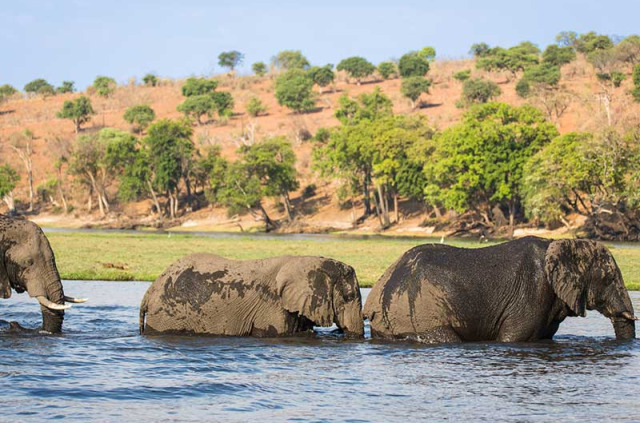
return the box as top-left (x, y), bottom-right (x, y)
top-left (140, 254), bottom-right (364, 338)
top-left (0, 215), bottom-right (86, 333)
top-left (364, 237), bottom-right (636, 343)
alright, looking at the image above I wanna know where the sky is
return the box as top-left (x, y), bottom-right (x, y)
top-left (1, 0), bottom-right (639, 89)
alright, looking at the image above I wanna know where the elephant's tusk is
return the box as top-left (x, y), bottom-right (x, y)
top-left (36, 296), bottom-right (71, 311)
top-left (621, 311), bottom-right (638, 321)
top-left (64, 296), bottom-right (88, 303)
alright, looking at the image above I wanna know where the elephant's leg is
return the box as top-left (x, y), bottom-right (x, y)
top-left (496, 319), bottom-right (538, 342)
top-left (414, 326), bottom-right (462, 344)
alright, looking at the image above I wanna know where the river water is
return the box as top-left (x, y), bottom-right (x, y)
top-left (1, 281), bottom-right (639, 422)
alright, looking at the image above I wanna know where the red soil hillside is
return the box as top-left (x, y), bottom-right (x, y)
top-left (1, 56), bottom-right (639, 234)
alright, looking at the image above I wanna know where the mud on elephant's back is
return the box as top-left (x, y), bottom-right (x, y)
top-left (139, 253), bottom-right (364, 338)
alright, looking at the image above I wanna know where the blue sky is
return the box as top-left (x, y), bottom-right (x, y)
top-left (2, 0), bottom-right (638, 89)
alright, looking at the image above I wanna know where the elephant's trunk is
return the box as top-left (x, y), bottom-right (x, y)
top-left (611, 317), bottom-right (636, 340)
top-left (335, 298), bottom-right (364, 339)
top-left (40, 268), bottom-right (65, 333)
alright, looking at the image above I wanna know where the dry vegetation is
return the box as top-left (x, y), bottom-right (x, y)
top-left (1, 54), bottom-right (639, 234)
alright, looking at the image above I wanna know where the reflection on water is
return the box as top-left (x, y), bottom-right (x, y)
top-left (1, 281), bottom-right (639, 422)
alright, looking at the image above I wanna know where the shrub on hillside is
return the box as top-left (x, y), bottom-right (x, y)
top-left (246, 96), bottom-right (267, 117)
top-left (336, 57), bottom-right (375, 84)
top-left (461, 78), bottom-right (501, 104)
top-left (123, 104), bottom-right (156, 132)
top-left (377, 62), bottom-right (397, 80)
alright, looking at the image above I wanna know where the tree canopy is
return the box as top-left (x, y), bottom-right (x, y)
top-left (218, 50), bottom-right (244, 72)
top-left (93, 76), bottom-right (116, 97)
top-left (336, 57), bottom-right (376, 84)
top-left (398, 52), bottom-right (430, 78)
top-left (273, 50), bottom-right (310, 71)
top-left (57, 96), bottom-right (95, 133)
top-left (123, 104), bottom-right (156, 132)
top-left (274, 69), bottom-right (315, 113)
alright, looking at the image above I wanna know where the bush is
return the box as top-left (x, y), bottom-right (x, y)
top-left (401, 76), bottom-right (431, 108)
top-left (93, 76), bottom-right (116, 97)
top-left (461, 78), bottom-right (501, 104)
top-left (336, 57), bottom-right (375, 83)
top-left (24, 79), bottom-right (54, 95)
top-left (469, 42), bottom-right (490, 57)
top-left (302, 184), bottom-right (317, 199)
top-left (57, 96), bottom-right (95, 133)
top-left (142, 73), bottom-right (158, 87)
top-left (273, 50), bottom-right (310, 70)
top-left (211, 91), bottom-right (234, 117)
top-left (252, 62), bottom-right (268, 76)
top-left (246, 96), bottom-right (267, 117)
top-left (453, 70), bottom-right (471, 82)
top-left (181, 77), bottom-right (218, 97)
top-left (218, 50), bottom-right (244, 72)
top-left (123, 104), bottom-right (156, 132)
top-left (0, 84), bottom-right (18, 100)
top-left (515, 79), bottom-right (531, 98)
top-left (274, 69), bottom-right (315, 113)
top-left (398, 52), bottom-right (430, 78)
top-left (56, 81), bottom-right (75, 94)
top-left (377, 62), bottom-right (397, 80)
top-left (542, 45), bottom-right (576, 67)
top-left (177, 95), bottom-right (216, 124)
top-left (308, 65), bottom-right (335, 89)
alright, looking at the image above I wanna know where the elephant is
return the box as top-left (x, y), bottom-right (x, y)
top-left (140, 253), bottom-right (364, 338)
top-left (364, 236), bottom-right (636, 343)
top-left (0, 214), bottom-right (86, 333)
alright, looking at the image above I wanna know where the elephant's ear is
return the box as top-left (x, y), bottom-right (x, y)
top-left (545, 240), bottom-right (592, 317)
top-left (275, 263), bottom-right (335, 327)
top-left (0, 254), bottom-right (11, 299)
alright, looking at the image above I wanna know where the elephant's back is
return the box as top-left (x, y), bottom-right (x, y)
top-left (141, 254), bottom-right (282, 335)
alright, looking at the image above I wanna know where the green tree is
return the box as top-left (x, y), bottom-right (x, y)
top-left (217, 162), bottom-right (265, 221)
top-left (418, 46), bottom-right (437, 62)
top-left (422, 103), bottom-right (558, 233)
top-left (576, 32), bottom-right (613, 54)
top-left (93, 76), bottom-right (116, 97)
top-left (453, 70), bottom-right (471, 82)
top-left (177, 94), bottom-right (215, 125)
top-left (211, 91), bottom-right (234, 117)
top-left (246, 96), bottom-right (267, 117)
top-left (398, 52), bottom-right (430, 78)
top-left (56, 81), bottom-right (75, 94)
top-left (476, 43), bottom-right (540, 80)
top-left (401, 76), bottom-right (431, 109)
top-left (542, 45), bottom-right (577, 66)
top-left (181, 77), bottom-right (218, 97)
top-left (377, 62), bottom-right (397, 80)
top-left (218, 50), bottom-right (244, 72)
top-left (469, 42), bottom-right (491, 57)
top-left (57, 96), bottom-right (95, 133)
top-left (273, 50), bottom-right (310, 71)
top-left (308, 65), bottom-right (335, 92)
top-left (614, 35), bottom-right (640, 64)
top-left (632, 64), bottom-right (640, 102)
top-left (522, 130), bottom-right (640, 237)
top-left (123, 104), bottom-right (156, 133)
top-left (0, 84), bottom-right (17, 97)
top-left (334, 87), bottom-right (393, 125)
top-left (461, 78), bottom-right (501, 105)
top-left (0, 164), bottom-right (19, 214)
top-left (252, 62), bottom-right (268, 76)
top-left (240, 137), bottom-right (299, 222)
top-left (144, 119), bottom-right (195, 219)
top-left (555, 31), bottom-right (578, 48)
top-left (24, 79), bottom-right (54, 96)
top-left (336, 57), bottom-right (375, 84)
top-left (196, 146), bottom-right (228, 202)
top-left (274, 68), bottom-right (315, 113)
top-left (142, 73), bottom-right (158, 87)
top-left (69, 130), bottom-right (116, 217)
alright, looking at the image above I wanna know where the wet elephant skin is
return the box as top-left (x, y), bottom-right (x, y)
top-left (140, 254), bottom-right (364, 338)
top-left (364, 236), bottom-right (636, 343)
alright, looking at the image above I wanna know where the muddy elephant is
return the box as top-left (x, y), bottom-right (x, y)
top-left (364, 237), bottom-right (636, 343)
top-left (0, 215), bottom-right (86, 333)
top-left (140, 254), bottom-right (364, 338)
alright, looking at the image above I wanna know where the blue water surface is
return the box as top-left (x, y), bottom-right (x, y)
top-left (1, 281), bottom-right (639, 422)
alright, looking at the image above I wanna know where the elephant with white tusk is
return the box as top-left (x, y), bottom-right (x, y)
top-left (0, 214), bottom-right (87, 333)
top-left (364, 237), bottom-right (636, 343)
top-left (140, 254), bottom-right (364, 338)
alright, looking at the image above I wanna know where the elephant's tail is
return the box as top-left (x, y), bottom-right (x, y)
top-left (139, 294), bottom-right (148, 335)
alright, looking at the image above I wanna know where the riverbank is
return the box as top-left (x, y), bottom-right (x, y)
top-left (45, 230), bottom-right (640, 290)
